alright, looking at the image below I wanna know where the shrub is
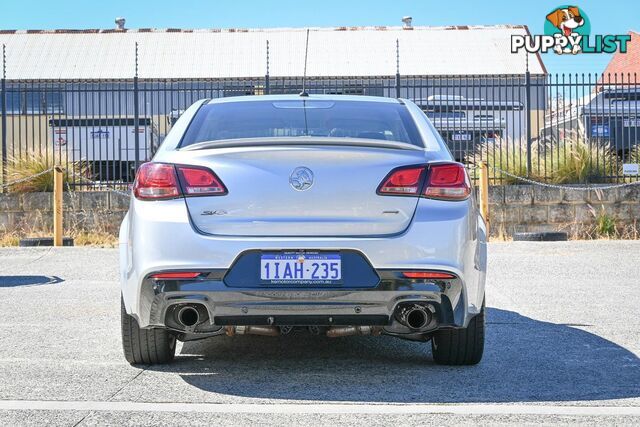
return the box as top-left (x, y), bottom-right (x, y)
top-left (586, 204), bottom-right (618, 238)
top-left (629, 145), bottom-right (640, 165)
top-left (473, 139), bottom-right (543, 184)
top-left (545, 134), bottom-right (618, 184)
top-left (475, 132), bottom-right (619, 184)
top-left (4, 153), bottom-right (89, 193)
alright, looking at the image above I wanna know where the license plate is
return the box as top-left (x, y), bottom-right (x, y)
top-left (591, 124), bottom-right (610, 137)
top-left (452, 133), bottom-right (471, 141)
top-left (260, 252), bottom-right (342, 284)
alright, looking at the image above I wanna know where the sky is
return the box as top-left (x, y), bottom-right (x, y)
top-left (0, 0), bottom-right (637, 75)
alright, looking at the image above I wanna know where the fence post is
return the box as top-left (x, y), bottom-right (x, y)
top-left (525, 64), bottom-right (532, 177)
top-left (133, 42), bottom-right (140, 173)
top-left (395, 39), bottom-right (401, 98)
top-left (53, 166), bottom-right (64, 247)
top-left (1, 44), bottom-right (6, 190)
top-left (265, 40), bottom-right (270, 95)
top-left (478, 161), bottom-right (490, 236)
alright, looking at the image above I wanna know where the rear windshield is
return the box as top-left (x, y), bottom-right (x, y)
top-left (180, 100), bottom-right (423, 147)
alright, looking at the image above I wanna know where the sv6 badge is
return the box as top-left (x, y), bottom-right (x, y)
top-left (201, 209), bottom-right (228, 216)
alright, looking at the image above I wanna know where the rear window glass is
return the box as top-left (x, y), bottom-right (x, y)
top-left (180, 100), bottom-right (423, 147)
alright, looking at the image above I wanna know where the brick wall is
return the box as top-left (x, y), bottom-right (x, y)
top-left (1, 186), bottom-right (638, 237)
top-left (0, 192), bottom-right (129, 234)
top-left (601, 31), bottom-right (640, 80)
top-left (489, 185), bottom-right (640, 236)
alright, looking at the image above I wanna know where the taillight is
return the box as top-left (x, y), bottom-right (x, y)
top-left (402, 271), bottom-right (456, 279)
top-left (377, 162), bottom-right (471, 201)
top-left (133, 163), bottom-right (227, 200)
top-left (423, 163), bottom-right (471, 201)
top-left (133, 163), bottom-right (180, 200)
top-left (377, 166), bottom-right (426, 195)
top-left (149, 272), bottom-right (201, 279)
top-left (177, 166), bottom-right (227, 196)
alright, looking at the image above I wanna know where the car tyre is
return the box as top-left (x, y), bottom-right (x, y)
top-left (431, 301), bottom-right (484, 365)
top-left (121, 297), bottom-right (176, 365)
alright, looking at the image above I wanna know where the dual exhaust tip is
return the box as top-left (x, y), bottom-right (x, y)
top-left (175, 302), bottom-right (436, 333)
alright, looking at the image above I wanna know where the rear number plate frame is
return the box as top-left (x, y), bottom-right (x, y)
top-left (260, 251), bottom-right (342, 285)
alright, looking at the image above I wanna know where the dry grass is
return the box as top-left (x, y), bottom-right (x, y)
top-left (489, 224), bottom-right (640, 242)
top-left (558, 219), bottom-right (640, 240)
top-left (544, 136), bottom-right (618, 184)
top-left (473, 138), bottom-right (541, 184)
top-left (5, 153), bottom-right (89, 193)
top-left (475, 132), bottom-right (621, 184)
top-left (489, 209), bottom-right (640, 241)
top-left (0, 206), bottom-right (119, 247)
top-left (629, 145), bottom-right (640, 165)
top-left (71, 231), bottom-right (118, 247)
top-left (0, 232), bottom-right (21, 247)
top-left (0, 229), bottom-right (118, 247)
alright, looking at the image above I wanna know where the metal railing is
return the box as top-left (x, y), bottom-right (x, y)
top-left (0, 47), bottom-right (638, 187)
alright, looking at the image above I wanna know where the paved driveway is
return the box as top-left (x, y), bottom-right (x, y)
top-left (0, 242), bottom-right (639, 425)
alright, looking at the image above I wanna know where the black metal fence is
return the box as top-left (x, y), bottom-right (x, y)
top-left (1, 72), bottom-right (639, 187)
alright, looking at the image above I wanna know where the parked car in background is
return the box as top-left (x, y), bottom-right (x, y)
top-left (49, 117), bottom-right (153, 181)
top-left (540, 87), bottom-right (640, 160)
top-left (119, 95), bottom-right (487, 366)
top-left (582, 87), bottom-right (640, 157)
top-left (415, 95), bottom-right (523, 161)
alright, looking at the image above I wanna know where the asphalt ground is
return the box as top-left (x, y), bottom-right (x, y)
top-left (0, 241), bottom-right (638, 426)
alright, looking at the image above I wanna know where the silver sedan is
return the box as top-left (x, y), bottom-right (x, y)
top-left (119, 94), bottom-right (487, 365)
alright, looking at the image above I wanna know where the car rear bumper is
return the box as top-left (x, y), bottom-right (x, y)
top-left (120, 197), bottom-right (487, 329)
top-left (141, 270), bottom-right (466, 335)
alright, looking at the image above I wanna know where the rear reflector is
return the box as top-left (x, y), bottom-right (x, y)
top-left (377, 166), bottom-right (426, 195)
top-left (150, 272), bottom-right (201, 279)
top-left (402, 271), bottom-right (456, 279)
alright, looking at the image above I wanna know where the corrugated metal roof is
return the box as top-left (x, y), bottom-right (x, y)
top-left (0, 25), bottom-right (546, 79)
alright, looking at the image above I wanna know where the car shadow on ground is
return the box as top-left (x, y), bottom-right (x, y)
top-left (0, 275), bottom-right (63, 287)
top-left (152, 308), bottom-right (640, 403)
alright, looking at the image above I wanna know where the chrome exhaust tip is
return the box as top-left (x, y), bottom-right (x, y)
top-left (177, 306), bottom-right (200, 327)
top-left (395, 303), bottom-right (433, 330)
